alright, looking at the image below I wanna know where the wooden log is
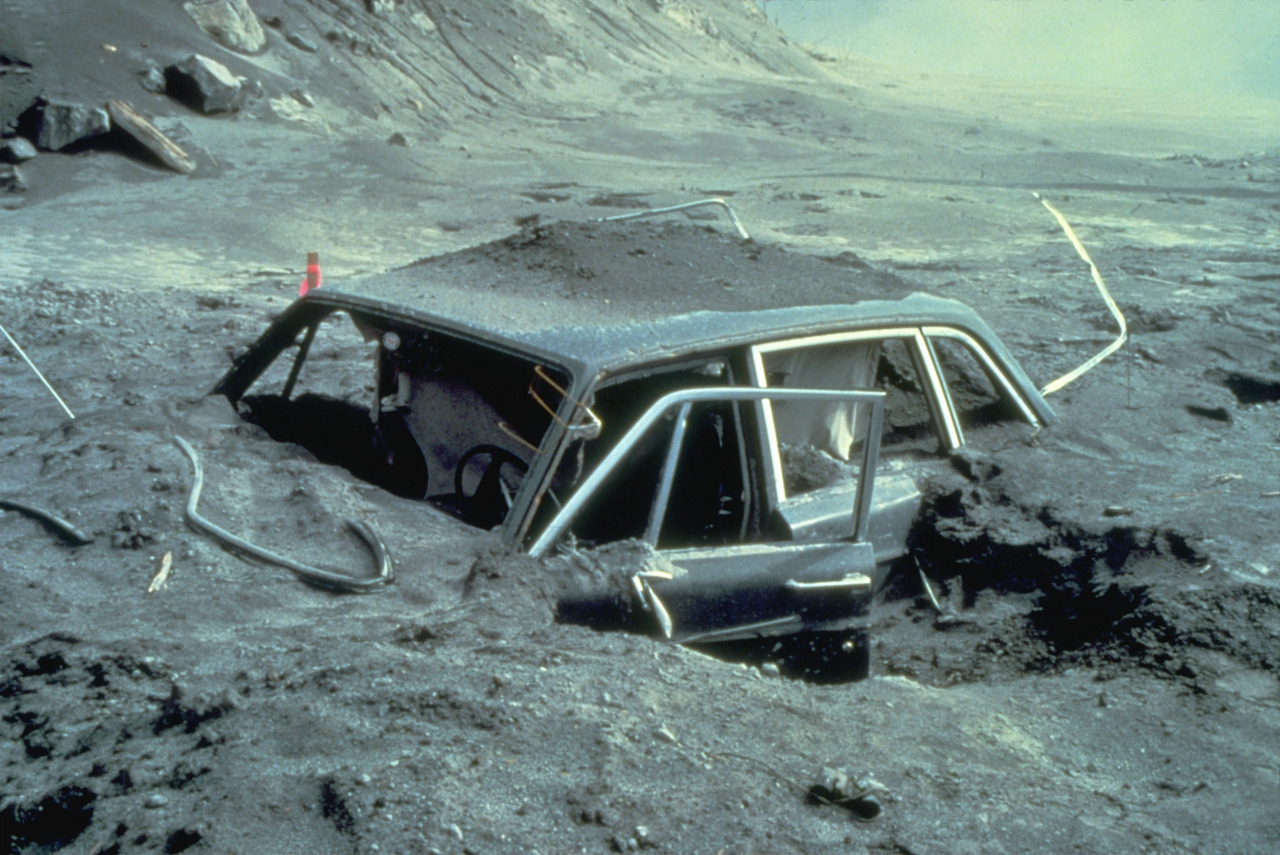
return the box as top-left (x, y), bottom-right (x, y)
top-left (106, 99), bottom-right (197, 175)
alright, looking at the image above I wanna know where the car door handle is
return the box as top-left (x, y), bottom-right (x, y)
top-left (785, 573), bottom-right (872, 591)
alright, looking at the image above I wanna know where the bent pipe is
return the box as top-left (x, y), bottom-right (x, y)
top-left (173, 435), bottom-right (393, 593)
top-left (0, 498), bottom-right (93, 546)
top-left (601, 198), bottom-right (751, 241)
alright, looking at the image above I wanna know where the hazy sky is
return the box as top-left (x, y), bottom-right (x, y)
top-left (761, 0), bottom-right (1280, 98)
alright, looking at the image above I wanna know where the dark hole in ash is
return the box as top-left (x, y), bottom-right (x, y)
top-left (1, 785), bottom-right (96, 853)
top-left (693, 630), bottom-right (871, 684)
top-left (164, 828), bottom-right (203, 854)
top-left (238, 393), bottom-right (429, 500)
top-left (1217, 370), bottom-right (1280, 405)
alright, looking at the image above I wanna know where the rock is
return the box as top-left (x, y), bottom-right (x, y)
top-left (0, 163), bottom-right (27, 193)
top-left (106, 100), bottom-right (196, 174)
top-left (1, 137), bottom-right (37, 162)
top-left (36, 100), bottom-right (110, 151)
top-left (809, 765), bottom-right (884, 821)
top-left (166, 54), bottom-right (244, 113)
top-left (140, 65), bottom-right (167, 94)
top-left (387, 131), bottom-right (410, 147)
top-left (287, 32), bottom-right (318, 53)
top-left (145, 792), bottom-right (170, 809)
top-left (183, 0), bottom-right (267, 53)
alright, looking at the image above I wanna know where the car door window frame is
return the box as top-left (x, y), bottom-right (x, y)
top-left (920, 326), bottom-right (1044, 428)
top-left (527, 386), bottom-right (886, 558)
top-left (747, 328), bottom-right (958, 505)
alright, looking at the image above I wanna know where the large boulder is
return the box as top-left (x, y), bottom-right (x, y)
top-left (165, 54), bottom-right (244, 114)
top-left (183, 0), bottom-right (267, 53)
top-left (35, 101), bottom-right (110, 151)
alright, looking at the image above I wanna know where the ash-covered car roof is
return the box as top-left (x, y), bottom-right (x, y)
top-left (318, 219), bottom-right (1037, 377)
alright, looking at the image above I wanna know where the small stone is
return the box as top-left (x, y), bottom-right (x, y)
top-left (0, 164), bottom-right (27, 194)
top-left (447, 823), bottom-right (464, 841)
top-left (288, 32), bottom-right (319, 53)
top-left (1102, 505), bottom-right (1134, 517)
top-left (654, 725), bottom-right (677, 744)
top-left (1, 137), bottom-right (37, 163)
top-left (145, 793), bottom-right (169, 809)
top-left (140, 65), bottom-right (167, 94)
top-left (289, 89), bottom-right (315, 108)
top-left (387, 131), bottom-right (411, 147)
top-left (358, 773), bottom-right (372, 785)
top-left (760, 662), bottom-right (781, 678)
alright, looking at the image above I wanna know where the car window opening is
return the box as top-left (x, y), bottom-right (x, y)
top-left (230, 309), bottom-right (569, 529)
top-left (928, 336), bottom-right (1024, 436)
top-left (545, 360), bottom-right (751, 550)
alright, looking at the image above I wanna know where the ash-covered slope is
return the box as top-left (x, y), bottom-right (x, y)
top-left (1, 0), bottom-right (817, 141)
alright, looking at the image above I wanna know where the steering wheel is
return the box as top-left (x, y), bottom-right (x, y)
top-left (453, 445), bottom-right (529, 528)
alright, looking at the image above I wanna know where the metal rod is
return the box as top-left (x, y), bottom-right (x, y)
top-left (643, 400), bottom-right (692, 545)
top-left (174, 435), bottom-right (393, 593)
top-left (0, 498), bottom-right (92, 545)
top-left (280, 324), bottom-right (318, 401)
top-left (916, 560), bottom-right (944, 614)
top-left (0, 323), bottom-right (75, 419)
top-left (602, 198), bottom-right (751, 240)
top-left (1034, 193), bottom-right (1128, 396)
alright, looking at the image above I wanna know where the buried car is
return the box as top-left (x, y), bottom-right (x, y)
top-left (210, 223), bottom-right (1060, 677)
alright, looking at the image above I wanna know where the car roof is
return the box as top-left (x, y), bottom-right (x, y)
top-left (303, 219), bottom-right (1049, 411)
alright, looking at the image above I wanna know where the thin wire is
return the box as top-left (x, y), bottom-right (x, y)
top-left (0, 322), bottom-right (75, 419)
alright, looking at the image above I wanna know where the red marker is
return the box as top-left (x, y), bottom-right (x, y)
top-left (299, 251), bottom-right (322, 296)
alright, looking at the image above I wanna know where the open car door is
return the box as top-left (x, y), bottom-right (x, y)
top-left (533, 387), bottom-right (886, 650)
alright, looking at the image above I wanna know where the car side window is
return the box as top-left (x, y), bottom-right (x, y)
top-left (554, 361), bottom-right (750, 549)
top-left (922, 332), bottom-right (1037, 448)
top-left (752, 331), bottom-right (948, 501)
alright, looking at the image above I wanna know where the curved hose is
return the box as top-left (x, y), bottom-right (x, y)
top-left (174, 435), bottom-right (393, 593)
top-left (0, 498), bottom-right (93, 545)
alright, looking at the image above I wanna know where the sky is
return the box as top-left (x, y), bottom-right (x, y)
top-left (760, 0), bottom-right (1280, 98)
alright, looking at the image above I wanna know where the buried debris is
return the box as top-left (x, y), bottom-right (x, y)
top-left (106, 100), bottom-right (196, 174)
top-left (809, 766), bottom-right (886, 822)
top-left (0, 498), bottom-right (92, 546)
top-left (1034, 193), bottom-right (1127, 395)
top-left (148, 551), bottom-right (174, 593)
top-left (173, 435), bottom-right (394, 593)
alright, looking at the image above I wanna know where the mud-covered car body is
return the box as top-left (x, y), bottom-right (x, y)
top-left (215, 286), bottom-right (1052, 654)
